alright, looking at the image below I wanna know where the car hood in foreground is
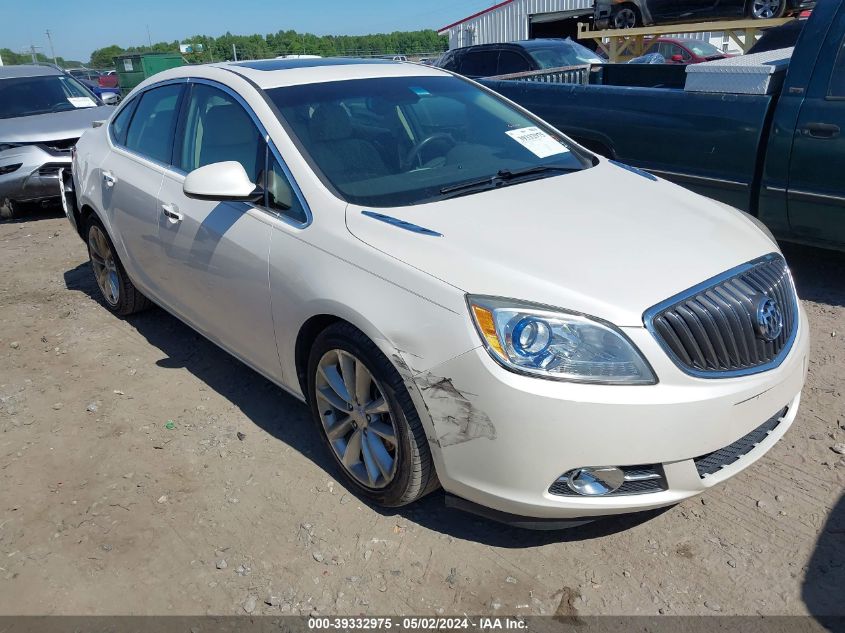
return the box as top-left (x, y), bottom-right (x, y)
top-left (346, 161), bottom-right (778, 327)
top-left (0, 106), bottom-right (114, 143)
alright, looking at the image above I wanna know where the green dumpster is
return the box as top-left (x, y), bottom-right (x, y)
top-left (113, 53), bottom-right (185, 94)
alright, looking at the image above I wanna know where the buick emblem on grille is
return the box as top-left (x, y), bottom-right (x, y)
top-left (755, 296), bottom-right (784, 342)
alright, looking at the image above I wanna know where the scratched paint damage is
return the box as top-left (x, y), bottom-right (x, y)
top-left (415, 373), bottom-right (496, 447)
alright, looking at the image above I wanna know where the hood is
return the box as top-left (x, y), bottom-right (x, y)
top-left (346, 161), bottom-right (777, 327)
top-left (0, 106), bottom-right (114, 144)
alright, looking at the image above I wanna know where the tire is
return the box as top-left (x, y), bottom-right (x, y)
top-left (748, 0), bottom-right (786, 19)
top-left (85, 215), bottom-right (152, 316)
top-left (611, 5), bottom-right (640, 29)
top-left (307, 322), bottom-right (438, 507)
top-left (0, 198), bottom-right (20, 220)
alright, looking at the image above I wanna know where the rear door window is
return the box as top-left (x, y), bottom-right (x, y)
top-left (124, 84), bottom-right (183, 164)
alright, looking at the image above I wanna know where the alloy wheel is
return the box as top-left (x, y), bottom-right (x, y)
top-left (316, 349), bottom-right (399, 489)
top-left (88, 225), bottom-right (120, 306)
top-left (751, 0), bottom-right (782, 18)
top-left (613, 8), bottom-right (637, 29)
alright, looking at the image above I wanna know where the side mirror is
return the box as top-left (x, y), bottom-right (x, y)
top-left (101, 92), bottom-right (119, 105)
top-left (671, 54), bottom-right (684, 63)
top-left (183, 161), bottom-right (262, 202)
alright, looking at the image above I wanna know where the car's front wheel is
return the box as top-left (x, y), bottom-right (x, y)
top-left (307, 322), bottom-right (438, 507)
top-left (86, 216), bottom-right (152, 316)
top-left (748, 0), bottom-right (786, 19)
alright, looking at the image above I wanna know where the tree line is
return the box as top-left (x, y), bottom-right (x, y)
top-left (0, 48), bottom-right (83, 67)
top-left (76, 29), bottom-right (446, 69)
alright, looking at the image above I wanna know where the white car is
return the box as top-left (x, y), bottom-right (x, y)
top-left (67, 57), bottom-right (808, 528)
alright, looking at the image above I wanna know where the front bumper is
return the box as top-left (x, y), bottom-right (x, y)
top-left (413, 305), bottom-right (809, 519)
top-left (0, 144), bottom-right (72, 203)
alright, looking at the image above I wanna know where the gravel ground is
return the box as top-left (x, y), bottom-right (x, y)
top-left (0, 209), bottom-right (843, 617)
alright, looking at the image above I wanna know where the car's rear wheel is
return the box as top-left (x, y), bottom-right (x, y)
top-left (749, 0), bottom-right (786, 19)
top-left (611, 5), bottom-right (640, 29)
top-left (307, 322), bottom-right (438, 507)
top-left (0, 198), bottom-right (20, 220)
top-left (86, 216), bottom-right (152, 316)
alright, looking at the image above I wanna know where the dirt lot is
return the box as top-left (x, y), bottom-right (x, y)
top-left (0, 209), bottom-right (843, 618)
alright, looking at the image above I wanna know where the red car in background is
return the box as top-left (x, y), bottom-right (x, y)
top-left (98, 70), bottom-right (118, 89)
top-left (643, 37), bottom-right (731, 63)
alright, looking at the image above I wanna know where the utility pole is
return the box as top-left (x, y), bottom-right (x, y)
top-left (146, 25), bottom-right (152, 48)
top-left (28, 44), bottom-right (40, 63)
top-left (232, 43), bottom-right (238, 61)
top-left (45, 29), bottom-right (58, 65)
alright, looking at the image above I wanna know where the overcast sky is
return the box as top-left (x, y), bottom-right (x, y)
top-left (3, 0), bottom-right (495, 62)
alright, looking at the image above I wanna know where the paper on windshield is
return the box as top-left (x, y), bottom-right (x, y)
top-left (506, 126), bottom-right (569, 159)
top-left (68, 97), bottom-right (97, 108)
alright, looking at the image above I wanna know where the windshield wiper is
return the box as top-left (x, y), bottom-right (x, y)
top-left (438, 164), bottom-right (578, 198)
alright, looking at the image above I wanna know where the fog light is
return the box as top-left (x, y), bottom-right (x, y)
top-left (567, 467), bottom-right (625, 496)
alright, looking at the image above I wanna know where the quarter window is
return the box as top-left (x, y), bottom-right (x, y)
top-left (266, 155), bottom-right (308, 224)
top-left (109, 98), bottom-right (137, 146)
top-left (124, 84), bottom-right (182, 164)
top-left (177, 83), bottom-right (264, 184)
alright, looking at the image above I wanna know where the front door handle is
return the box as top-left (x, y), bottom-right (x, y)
top-left (161, 203), bottom-right (183, 223)
top-left (102, 171), bottom-right (116, 187)
top-left (802, 122), bottom-right (841, 139)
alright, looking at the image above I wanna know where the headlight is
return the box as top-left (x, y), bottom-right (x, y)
top-left (467, 296), bottom-right (656, 384)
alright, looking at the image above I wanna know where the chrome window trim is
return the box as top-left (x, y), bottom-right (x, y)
top-left (642, 253), bottom-right (800, 379)
top-left (788, 188), bottom-right (845, 205)
top-left (108, 76), bottom-right (312, 229)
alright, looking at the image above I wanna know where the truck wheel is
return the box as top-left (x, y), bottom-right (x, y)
top-left (611, 5), bottom-right (640, 29)
top-left (86, 216), bottom-right (152, 316)
top-left (307, 322), bottom-right (438, 507)
top-left (748, 0), bottom-right (786, 19)
top-left (0, 198), bottom-right (20, 220)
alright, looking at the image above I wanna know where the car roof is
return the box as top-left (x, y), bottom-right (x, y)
top-left (515, 38), bottom-right (579, 48)
top-left (145, 57), bottom-right (450, 91)
top-left (0, 64), bottom-right (63, 79)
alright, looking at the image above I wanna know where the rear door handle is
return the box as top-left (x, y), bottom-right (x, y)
top-left (161, 203), bottom-right (183, 223)
top-left (802, 122), bottom-right (841, 138)
top-left (102, 171), bottom-right (116, 187)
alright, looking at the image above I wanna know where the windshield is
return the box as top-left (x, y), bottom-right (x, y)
top-left (0, 75), bottom-right (98, 119)
top-left (266, 75), bottom-right (590, 207)
top-left (685, 41), bottom-right (723, 57)
top-left (526, 41), bottom-right (604, 68)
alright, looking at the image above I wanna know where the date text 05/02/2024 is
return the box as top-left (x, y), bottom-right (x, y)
top-left (307, 617), bottom-right (528, 630)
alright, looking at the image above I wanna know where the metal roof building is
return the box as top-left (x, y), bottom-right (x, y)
top-left (437, 0), bottom-right (732, 53)
top-left (438, 0), bottom-right (595, 50)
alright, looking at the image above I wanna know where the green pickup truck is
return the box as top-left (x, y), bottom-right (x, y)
top-left (483, 0), bottom-right (845, 252)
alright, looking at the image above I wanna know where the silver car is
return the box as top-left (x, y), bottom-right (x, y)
top-left (0, 65), bottom-right (113, 219)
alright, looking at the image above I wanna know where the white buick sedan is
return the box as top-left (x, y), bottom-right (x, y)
top-left (67, 58), bottom-right (808, 527)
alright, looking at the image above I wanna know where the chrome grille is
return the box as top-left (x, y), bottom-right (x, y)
top-left (644, 254), bottom-right (798, 377)
top-left (695, 407), bottom-right (787, 478)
